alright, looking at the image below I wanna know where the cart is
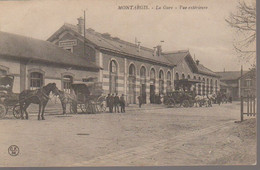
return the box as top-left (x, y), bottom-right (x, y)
top-left (0, 75), bottom-right (21, 119)
top-left (70, 80), bottom-right (106, 114)
top-left (164, 79), bottom-right (202, 108)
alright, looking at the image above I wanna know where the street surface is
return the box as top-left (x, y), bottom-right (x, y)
top-left (0, 101), bottom-right (256, 166)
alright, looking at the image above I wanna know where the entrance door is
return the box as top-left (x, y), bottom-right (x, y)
top-left (141, 84), bottom-right (146, 104)
top-left (129, 77), bottom-right (136, 104)
top-left (150, 85), bottom-right (155, 103)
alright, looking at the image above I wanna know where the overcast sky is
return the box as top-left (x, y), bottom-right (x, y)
top-left (0, 0), bottom-right (255, 71)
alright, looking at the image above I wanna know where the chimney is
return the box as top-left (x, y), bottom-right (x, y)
top-left (156, 45), bottom-right (162, 56)
top-left (153, 47), bottom-right (157, 56)
top-left (137, 42), bottom-right (141, 52)
top-left (196, 60), bottom-right (200, 65)
top-left (77, 17), bottom-right (84, 35)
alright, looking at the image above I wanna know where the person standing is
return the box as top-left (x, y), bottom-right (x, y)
top-left (106, 94), bottom-right (110, 112)
top-left (120, 94), bottom-right (125, 113)
top-left (114, 93), bottom-right (120, 113)
top-left (138, 95), bottom-right (142, 108)
top-left (109, 94), bottom-right (114, 113)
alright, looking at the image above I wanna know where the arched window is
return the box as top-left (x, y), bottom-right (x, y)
top-left (167, 71), bottom-right (171, 93)
top-left (109, 60), bottom-right (118, 94)
top-left (140, 66), bottom-right (146, 78)
top-left (210, 79), bottom-right (213, 94)
top-left (159, 70), bottom-right (164, 94)
top-left (175, 73), bottom-right (179, 80)
top-left (182, 74), bottom-right (185, 79)
top-left (198, 77), bottom-right (201, 95)
top-left (62, 75), bottom-right (73, 93)
top-left (194, 76), bottom-right (196, 79)
top-left (215, 80), bottom-right (218, 94)
top-left (128, 64), bottom-right (136, 104)
top-left (30, 72), bottom-right (43, 90)
top-left (140, 66), bottom-right (146, 104)
top-left (206, 78), bottom-right (209, 95)
top-left (150, 68), bottom-right (156, 103)
top-left (187, 75), bottom-right (191, 79)
top-left (202, 78), bottom-right (205, 95)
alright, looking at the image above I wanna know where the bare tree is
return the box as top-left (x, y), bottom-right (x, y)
top-left (225, 1), bottom-right (256, 64)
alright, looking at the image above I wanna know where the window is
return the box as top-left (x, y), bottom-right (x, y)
top-left (167, 71), bottom-right (171, 93)
top-left (150, 68), bottom-right (156, 81)
top-left (159, 70), bottom-right (164, 94)
top-left (245, 79), bottom-right (252, 87)
top-left (175, 73), bottom-right (179, 80)
top-left (215, 80), bottom-right (218, 94)
top-left (30, 72), bottom-right (43, 90)
top-left (63, 75), bottom-right (73, 93)
top-left (198, 77), bottom-right (201, 95)
top-left (128, 64), bottom-right (136, 104)
top-left (210, 79), bottom-right (213, 94)
top-left (187, 75), bottom-right (190, 79)
top-left (109, 60), bottom-right (118, 94)
top-left (140, 66), bottom-right (146, 78)
top-left (0, 69), bottom-right (7, 76)
top-left (202, 78), bottom-right (205, 95)
top-left (182, 74), bottom-right (185, 79)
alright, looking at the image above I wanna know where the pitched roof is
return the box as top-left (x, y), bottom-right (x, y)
top-left (47, 23), bottom-right (173, 66)
top-left (0, 31), bottom-right (100, 70)
top-left (197, 64), bottom-right (218, 77)
top-left (216, 71), bottom-right (248, 80)
top-left (163, 50), bottom-right (189, 65)
top-left (164, 50), bottom-right (218, 77)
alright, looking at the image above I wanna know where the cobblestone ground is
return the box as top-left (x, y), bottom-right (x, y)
top-left (0, 101), bottom-right (256, 167)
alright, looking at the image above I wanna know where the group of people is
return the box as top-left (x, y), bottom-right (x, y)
top-left (106, 93), bottom-right (125, 113)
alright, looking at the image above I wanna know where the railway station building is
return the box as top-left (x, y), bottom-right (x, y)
top-left (47, 17), bottom-right (220, 104)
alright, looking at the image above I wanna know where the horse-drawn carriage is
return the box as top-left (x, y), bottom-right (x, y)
top-left (0, 75), bottom-right (22, 119)
top-left (163, 91), bottom-right (195, 108)
top-left (69, 79), bottom-right (106, 114)
top-left (163, 78), bottom-right (200, 108)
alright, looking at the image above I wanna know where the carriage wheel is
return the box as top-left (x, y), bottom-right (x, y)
top-left (189, 101), bottom-right (194, 107)
top-left (174, 102), bottom-right (181, 108)
top-left (13, 105), bottom-right (22, 119)
top-left (80, 103), bottom-right (88, 113)
top-left (182, 100), bottom-right (190, 108)
top-left (96, 96), bottom-right (106, 112)
top-left (0, 104), bottom-right (7, 119)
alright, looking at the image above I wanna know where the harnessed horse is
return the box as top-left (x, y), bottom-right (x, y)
top-left (19, 83), bottom-right (59, 120)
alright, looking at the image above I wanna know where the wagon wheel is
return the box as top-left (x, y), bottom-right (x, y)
top-left (13, 105), bottom-right (22, 119)
top-left (189, 100), bottom-right (195, 107)
top-left (80, 103), bottom-right (89, 113)
top-left (0, 104), bottom-right (7, 119)
top-left (96, 96), bottom-right (106, 112)
top-left (182, 100), bottom-right (190, 108)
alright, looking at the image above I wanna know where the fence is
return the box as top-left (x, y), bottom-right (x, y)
top-left (240, 95), bottom-right (257, 121)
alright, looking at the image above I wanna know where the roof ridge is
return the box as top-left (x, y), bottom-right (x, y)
top-left (163, 50), bottom-right (189, 54)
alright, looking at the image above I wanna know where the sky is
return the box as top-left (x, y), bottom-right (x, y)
top-left (0, 0), bottom-right (256, 72)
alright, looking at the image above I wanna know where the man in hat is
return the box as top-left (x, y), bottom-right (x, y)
top-left (120, 94), bottom-right (125, 113)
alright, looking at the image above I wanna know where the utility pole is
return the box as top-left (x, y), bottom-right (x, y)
top-left (83, 10), bottom-right (86, 57)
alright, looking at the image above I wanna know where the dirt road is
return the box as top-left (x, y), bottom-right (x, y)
top-left (0, 102), bottom-right (256, 166)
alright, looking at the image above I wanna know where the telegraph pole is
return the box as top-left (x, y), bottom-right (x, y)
top-left (83, 10), bottom-right (86, 57)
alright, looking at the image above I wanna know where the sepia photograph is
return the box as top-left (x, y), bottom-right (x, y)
top-left (0, 0), bottom-right (257, 167)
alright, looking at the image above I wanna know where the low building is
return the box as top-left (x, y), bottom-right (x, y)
top-left (216, 69), bottom-right (256, 100)
top-left (0, 31), bottom-right (100, 93)
top-left (239, 68), bottom-right (256, 97)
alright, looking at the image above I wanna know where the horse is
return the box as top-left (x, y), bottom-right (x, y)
top-left (194, 95), bottom-right (211, 107)
top-left (19, 83), bottom-right (59, 120)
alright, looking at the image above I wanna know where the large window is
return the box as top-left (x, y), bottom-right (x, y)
top-left (215, 80), bottom-right (218, 94)
top-left (206, 78), bottom-right (209, 95)
top-left (198, 77), bottom-right (201, 95)
top-left (210, 79), bottom-right (213, 94)
top-left (128, 64), bottom-right (136, 104)
top-left (109, 60), bottom-right (118, 94)
top-left (166, 71), bottom-right (171, 93)
top-left (63, 75), bottom-right (73, 93)
top-left (140, 66), bottom-right (146, 103)
top-left (159, 70), bottom-right (164, 94)
top-left (202, 78), bottom-right (205, 95)
top-left (30, 72), bottom-right (43, 90)
top-left (245, 79), bottom-right (252, 87)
